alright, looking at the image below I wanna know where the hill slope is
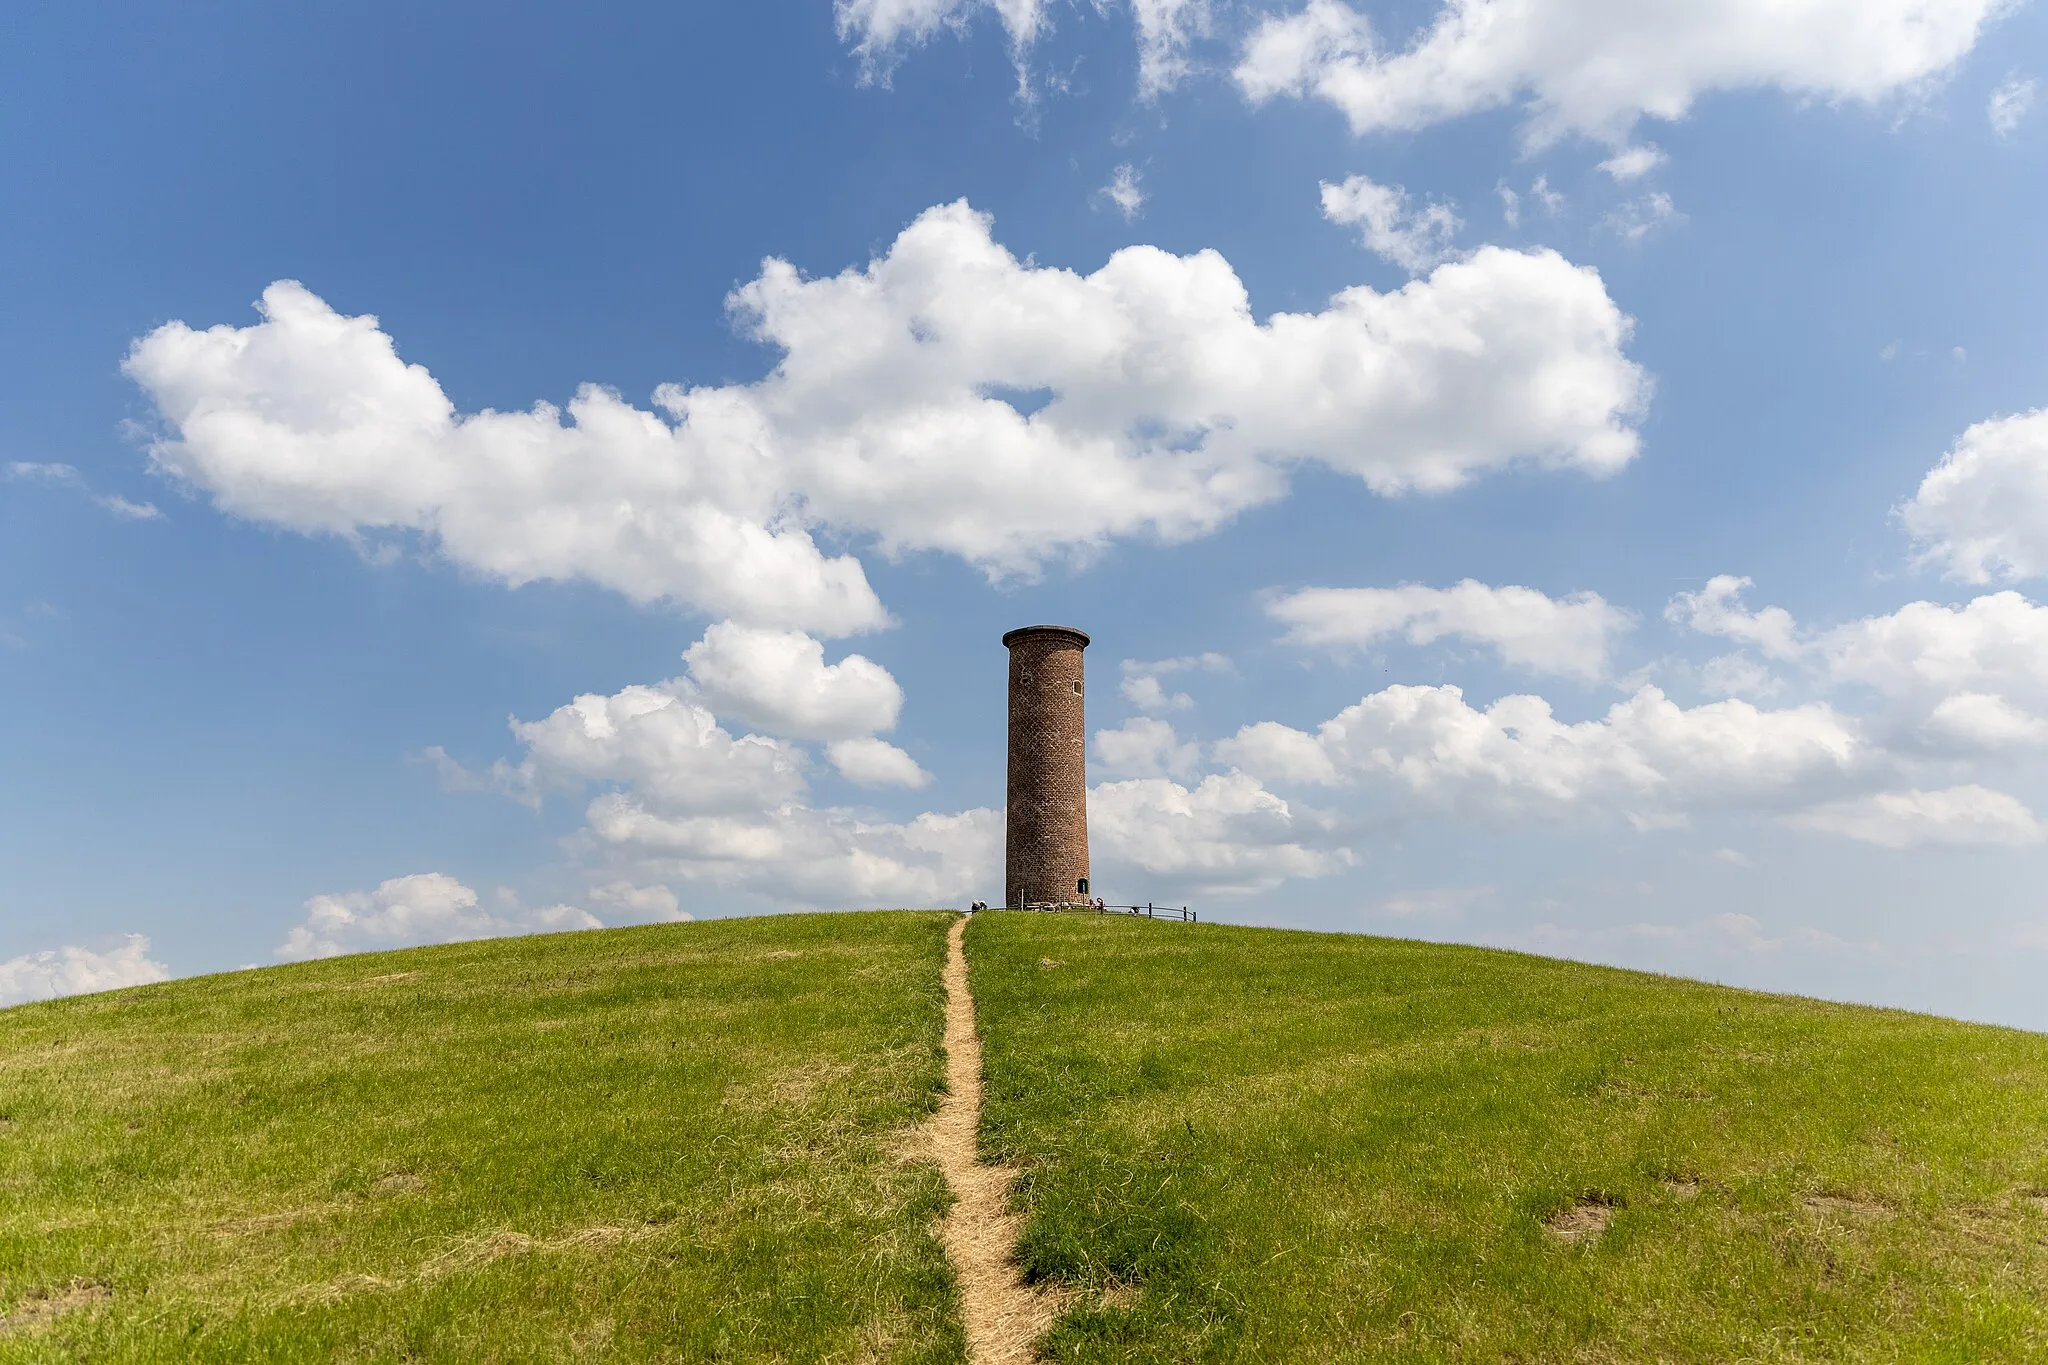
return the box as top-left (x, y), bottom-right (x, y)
top-left (4, 910), bottom-right (2048, 1361)
top-left (968, 913), bottom-right (2048, 1362)
top-left (0, 912), bottom-right (960, 1362)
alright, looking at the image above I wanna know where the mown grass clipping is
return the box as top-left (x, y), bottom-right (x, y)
top-left (967, 912), bottom-right (2048, 1362)
top-left (0, 911), bottom-right (961, 1363)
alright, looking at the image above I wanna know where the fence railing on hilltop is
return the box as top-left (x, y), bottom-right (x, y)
top-left (1008, 901), bottom-right (1197, 923)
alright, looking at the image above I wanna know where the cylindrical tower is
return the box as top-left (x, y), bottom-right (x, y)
top-left (1003, 625), bottom-right (1091, 908)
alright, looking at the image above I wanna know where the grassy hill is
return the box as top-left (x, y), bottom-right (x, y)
top-left (4, 909), bottom-right (2048, 1361)
top-left (0, 912), bottom-right (961, 1362)
top-left (968, 913), bottom-right (2048, 1362)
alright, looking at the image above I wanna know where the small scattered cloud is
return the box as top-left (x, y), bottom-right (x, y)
top-left (1098, 163), bottom-right (1145, 220)
top-left (1094, 715), bottom-right (1202, 778)
top-left (1319, 174), bottom-right (1461, 271)
top-left (1603, 192), bottom-right (1683, 242)
top-left (1120, 653), bottom-right (1229, 713)
top-left (276, 873), bottom-right (599, 960)
top-left (826, 736), bottom-right (933, 788)
top-left (1989, 74), bottom-right (2037, 138)
top-left (0, 935), bottom-right (171, 1007)
top-left (1666, 576), bottom-right (1803, 660)
top-left (6, 462), bottom-right (161, 521)
top-left (1598, 144), bottom-right (1667, 180)
top-left (0, 601), bottom-right (61, 653)
top-left (1500, 175), bottom-right (1565, 227)
top-left (1133, 0), bottom-right (1213, 99)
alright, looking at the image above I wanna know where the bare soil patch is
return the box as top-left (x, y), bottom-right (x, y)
top-left (916, 915), bottom-right (1066, 1363)
top-left (1544, 1201), bottom-right (1614, 1243)
top-left (0, 1281), bottom-right (110, 1334)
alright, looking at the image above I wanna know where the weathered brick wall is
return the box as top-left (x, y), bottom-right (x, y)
top-left (1003, 625), bottom-right (1090, 907)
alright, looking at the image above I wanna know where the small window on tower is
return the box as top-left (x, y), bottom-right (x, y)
top-left (1072, 681), bottom-right (1083, 694)
top-left (1077, 878), bottom-right (1089, 894)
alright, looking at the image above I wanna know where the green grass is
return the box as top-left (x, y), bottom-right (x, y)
top-left (10, 908), bottom-right (2048, 1361)
top-left (0, 911), bottom-right (961, 1363)
top-left (966, 912), bottom-right (2048, 1363)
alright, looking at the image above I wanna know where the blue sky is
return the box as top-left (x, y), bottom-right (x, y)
top-left (4, 0), bottom-right (2048, 1026)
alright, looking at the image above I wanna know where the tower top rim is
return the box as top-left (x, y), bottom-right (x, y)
top-left (1002, 624), bottom-right (1091, 650)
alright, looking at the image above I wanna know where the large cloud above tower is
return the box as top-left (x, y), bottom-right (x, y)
top-left (125, 200), bottom-right (1646, 633)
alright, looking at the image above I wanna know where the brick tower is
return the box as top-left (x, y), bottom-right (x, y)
top-left (1003, 625), bottom-right (1091, 908)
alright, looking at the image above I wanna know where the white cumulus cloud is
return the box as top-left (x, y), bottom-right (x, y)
top-left (505, 685), bottom-right (810, 814)
top-left (1094, 715), bottom-right (1202, 778)
top-left (1785, 786), bottom-right (2044, 849)
top-left (1920, 692), bottom-right (2048, 750)
top-left (1900, 409), bottom-right (2048, 583)
top-left (1235, 0), bottom-right (2004, 146)
top-left (1090, 772), bottom-right (1345, 895)
top-left (586, 796), bottom-right (1001, 906)
top-left (0, 936), bottom-right (171, 1007)
top-left (1665, 576), bottom-right (1803, 659)
top-left (276, 873), bottom-right (600, 961)
top-left (1271, 580), bottom-right (1632, 681)
top-left (123, 282), bottom-right (884, 636)
top-left (126, 204), bottom-right (1649, 609)
top-left (825, 736), bottom-right (933, 788)
top-left (1670, 580), bottom-right (2048, 757)
top-left (1319, 174), bottom-right (1462, 271)
top-left (1598, 144), bottom-right (1669, 180)
top-left (1817, 591), bottom-right (2048, 703)
top-left (1218, 683), bottom-right (1871, 824)
top-left (681, 622), bottom-right (903, 741)
top-left (478, 679), bottom-right (980, 904)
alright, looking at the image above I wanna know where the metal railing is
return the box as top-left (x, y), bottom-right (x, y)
top-left (1006, 901), bottom-right (1197, 922)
